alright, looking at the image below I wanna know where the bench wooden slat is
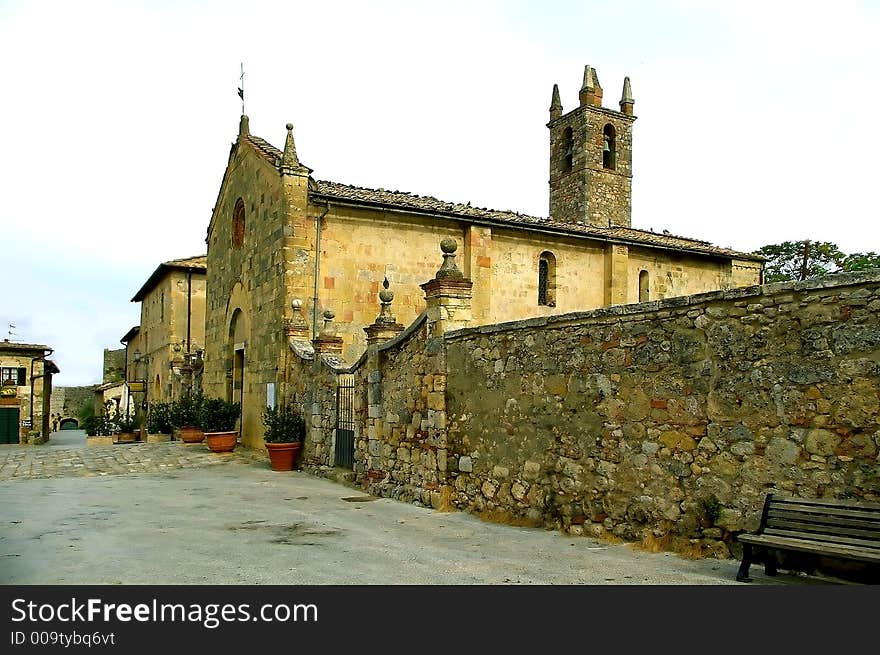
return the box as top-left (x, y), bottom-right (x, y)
top-left (763, 526), bottom-right (880, 550)
top-left (768, 508), bottom-right (880, 531)
top-left (767, 516), bottom-right (880, 540)
top-left (767, 519), bottom-right (880, 542)
top-left (768, 503), bottom-right (880, 522)
top-left (738, 534), bottom-right (880, 564)
top-left (736, 494), bottom-right (880, 582)
top-left (771, 496), bottom-right (880, 511)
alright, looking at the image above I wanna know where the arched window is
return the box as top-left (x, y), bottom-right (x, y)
top-left (538, 251), bottom-right (557, 307)
top-left (638, 270), bottom-right (649, 302)
top-left (561, 127), bottom-right (573, 172)
top-left (602, 123), bottom-right (616, 170)
top-left (232, 198), bottom-right (245, 249)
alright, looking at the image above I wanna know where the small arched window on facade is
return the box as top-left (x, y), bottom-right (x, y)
top-left (232, 198), bottom-right (245, 249)
top-left (538, 251), bottom-right (557, 307)
top-left (561, 127), bottom-right (573, 172)
top-left (638, 270), bottom-right (649, 302)
top-left (602, 123), bottom-right (616, 170)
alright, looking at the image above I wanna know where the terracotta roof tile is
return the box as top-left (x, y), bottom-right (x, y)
top-left (245, 136), bottom-right (282, 166)
top-left (131, 256), bottom-right (207, 302)
top-left (164, 255), bottom-right (207, 269)
top-left (0, 340), bottom-right (52, 353)
top-left (312, 180), bottom-right (762, 261)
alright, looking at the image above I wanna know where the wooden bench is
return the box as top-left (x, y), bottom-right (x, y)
top-left (736, 494), bottom-right (880, 583)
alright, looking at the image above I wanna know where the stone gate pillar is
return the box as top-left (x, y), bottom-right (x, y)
top-left (420, 238), bottom-right (473, 337)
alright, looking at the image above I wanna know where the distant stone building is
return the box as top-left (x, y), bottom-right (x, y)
top-left (102, 347), bottom-right (126, 384)
top-left (48, 385), bottom-right (94, 430)
top-left (0, 339), bottom-right (58, 444)
top-left (123, 256), bottom-right (207, 407)
top-left (202, 64), bottom-right (764, 447)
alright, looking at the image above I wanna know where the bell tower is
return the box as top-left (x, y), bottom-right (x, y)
top-left (548, 65), bottom-right (636, 228)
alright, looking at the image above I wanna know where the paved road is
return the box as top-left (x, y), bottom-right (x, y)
top-left (48, 428), bottom-right (87, 447)
top-left (0, 431), bottom-right (264, 482)
top-left (0, 434), bottom-right (833, 585)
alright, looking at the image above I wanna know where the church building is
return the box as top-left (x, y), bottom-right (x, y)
top-left (203, 65), bottom-right (763, 446)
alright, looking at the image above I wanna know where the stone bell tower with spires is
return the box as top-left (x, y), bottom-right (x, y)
top-left (548, 65), bottom-right (636, 228)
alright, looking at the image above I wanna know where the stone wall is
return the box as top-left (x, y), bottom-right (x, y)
top-left (102, 348), bottom-right (125, 384)
top-left (50, 386), bottom-right (93, 425)
top-left (282, 240), bottom-right (877, 559)
top-left (287, 339), bottom-right (345, 471)
top-left (353, 315), bottom-right (453, 507)
top-left (442, 271), bottom-right (880, 556)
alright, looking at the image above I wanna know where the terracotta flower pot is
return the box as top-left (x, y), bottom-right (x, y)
top-left (205, 430), bottom-right (238, 453)
top-left (265, 442), bottom-right (302, 471)
top-left (116, 431), bottom-right (137, 443)
top-left (179, 426), bottom-right (205, 443)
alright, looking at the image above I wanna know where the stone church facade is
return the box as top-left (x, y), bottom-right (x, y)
top-left (203, 65), bottom-right (763, 446)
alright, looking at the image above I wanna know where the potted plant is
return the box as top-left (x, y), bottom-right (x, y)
top-left (262, 404), bottom-right (306, 471)
top-left (84, 402), bottom-right (117, 446)
top-left (201, 397), bottom-right (241, 453)
top-left (146, 402), bottom-right (173, 443)
top-left (116, 408), bottom-right (138, 443)
top-left (171, 387), bottom-right (205, 443)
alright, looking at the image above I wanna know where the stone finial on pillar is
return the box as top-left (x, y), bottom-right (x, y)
top-left (550, 84), bottom-right (563, 121)
top-left (280, 122), bottom-right (311, 176)
top-left (313, 308), bottom-right (344, 354)
top-left (591, 66), bottom-right (603, 105)
top-left (321, 309), bottom-right (336, 336)
top-left (421, 239), bottom-right (473, 336)
top-left (364, 278), bottom-right (405, 346)
top-left (619, 76), bottom-right (634, 116)
top-left (436, 238), bottom-right (464, 279)
top-left (284, 298), bottom-right (311, 341)
top-left (238, 114), bottom-right (250, 137)
top-left (579, 65), bottom-right (602, 107)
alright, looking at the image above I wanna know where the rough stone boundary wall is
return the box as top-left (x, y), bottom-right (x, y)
top-left (353, 314), bottom-right (454, 507)
top-left (293, 312), bottom-right (454, 509)
top-left (285, 267), bottom-right (879, 558)
top-left (443, 271), bottom-right (880, 557)
top-left (285, 336), bottom-right (346, 472)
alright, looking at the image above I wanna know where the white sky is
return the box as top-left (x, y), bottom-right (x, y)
top-left (1, 0), bottom-right (879, 386)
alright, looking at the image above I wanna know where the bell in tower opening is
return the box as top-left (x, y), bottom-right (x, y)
top-left (602, 123), bottom-right (616, 170)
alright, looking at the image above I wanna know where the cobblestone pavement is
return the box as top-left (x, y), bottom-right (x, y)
top-left (0, 431), bottom-right (267, 482)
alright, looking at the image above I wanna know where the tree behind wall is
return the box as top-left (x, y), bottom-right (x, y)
top-left (754, 240), bottom-right (880, 283)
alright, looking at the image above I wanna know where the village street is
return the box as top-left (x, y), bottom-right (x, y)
top-left (0, 432), bottom-right (820, 586)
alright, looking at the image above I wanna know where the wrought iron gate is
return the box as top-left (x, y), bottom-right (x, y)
top-left (334, 374), bottom-right (355, 468)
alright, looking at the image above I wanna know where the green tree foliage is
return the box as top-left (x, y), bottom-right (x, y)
top-left (839, 252), bottom-right (880, 272)
top-left (755, 241), bottom-right (844, 283)
top-left (77, 397), bottom-right (95, 423)
top-left (754, 240), bottom-right (880, 283)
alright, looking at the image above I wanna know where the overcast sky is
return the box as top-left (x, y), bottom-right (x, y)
top-left (1, 0), bottom-right (878, 387)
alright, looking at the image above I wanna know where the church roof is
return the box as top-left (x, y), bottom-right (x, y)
top-left (311, 181), bottom-right (763, 262)
top-left (244, 135), bottom-right (283, 166)
top-left (242, 135), bottom-right (761, 262)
